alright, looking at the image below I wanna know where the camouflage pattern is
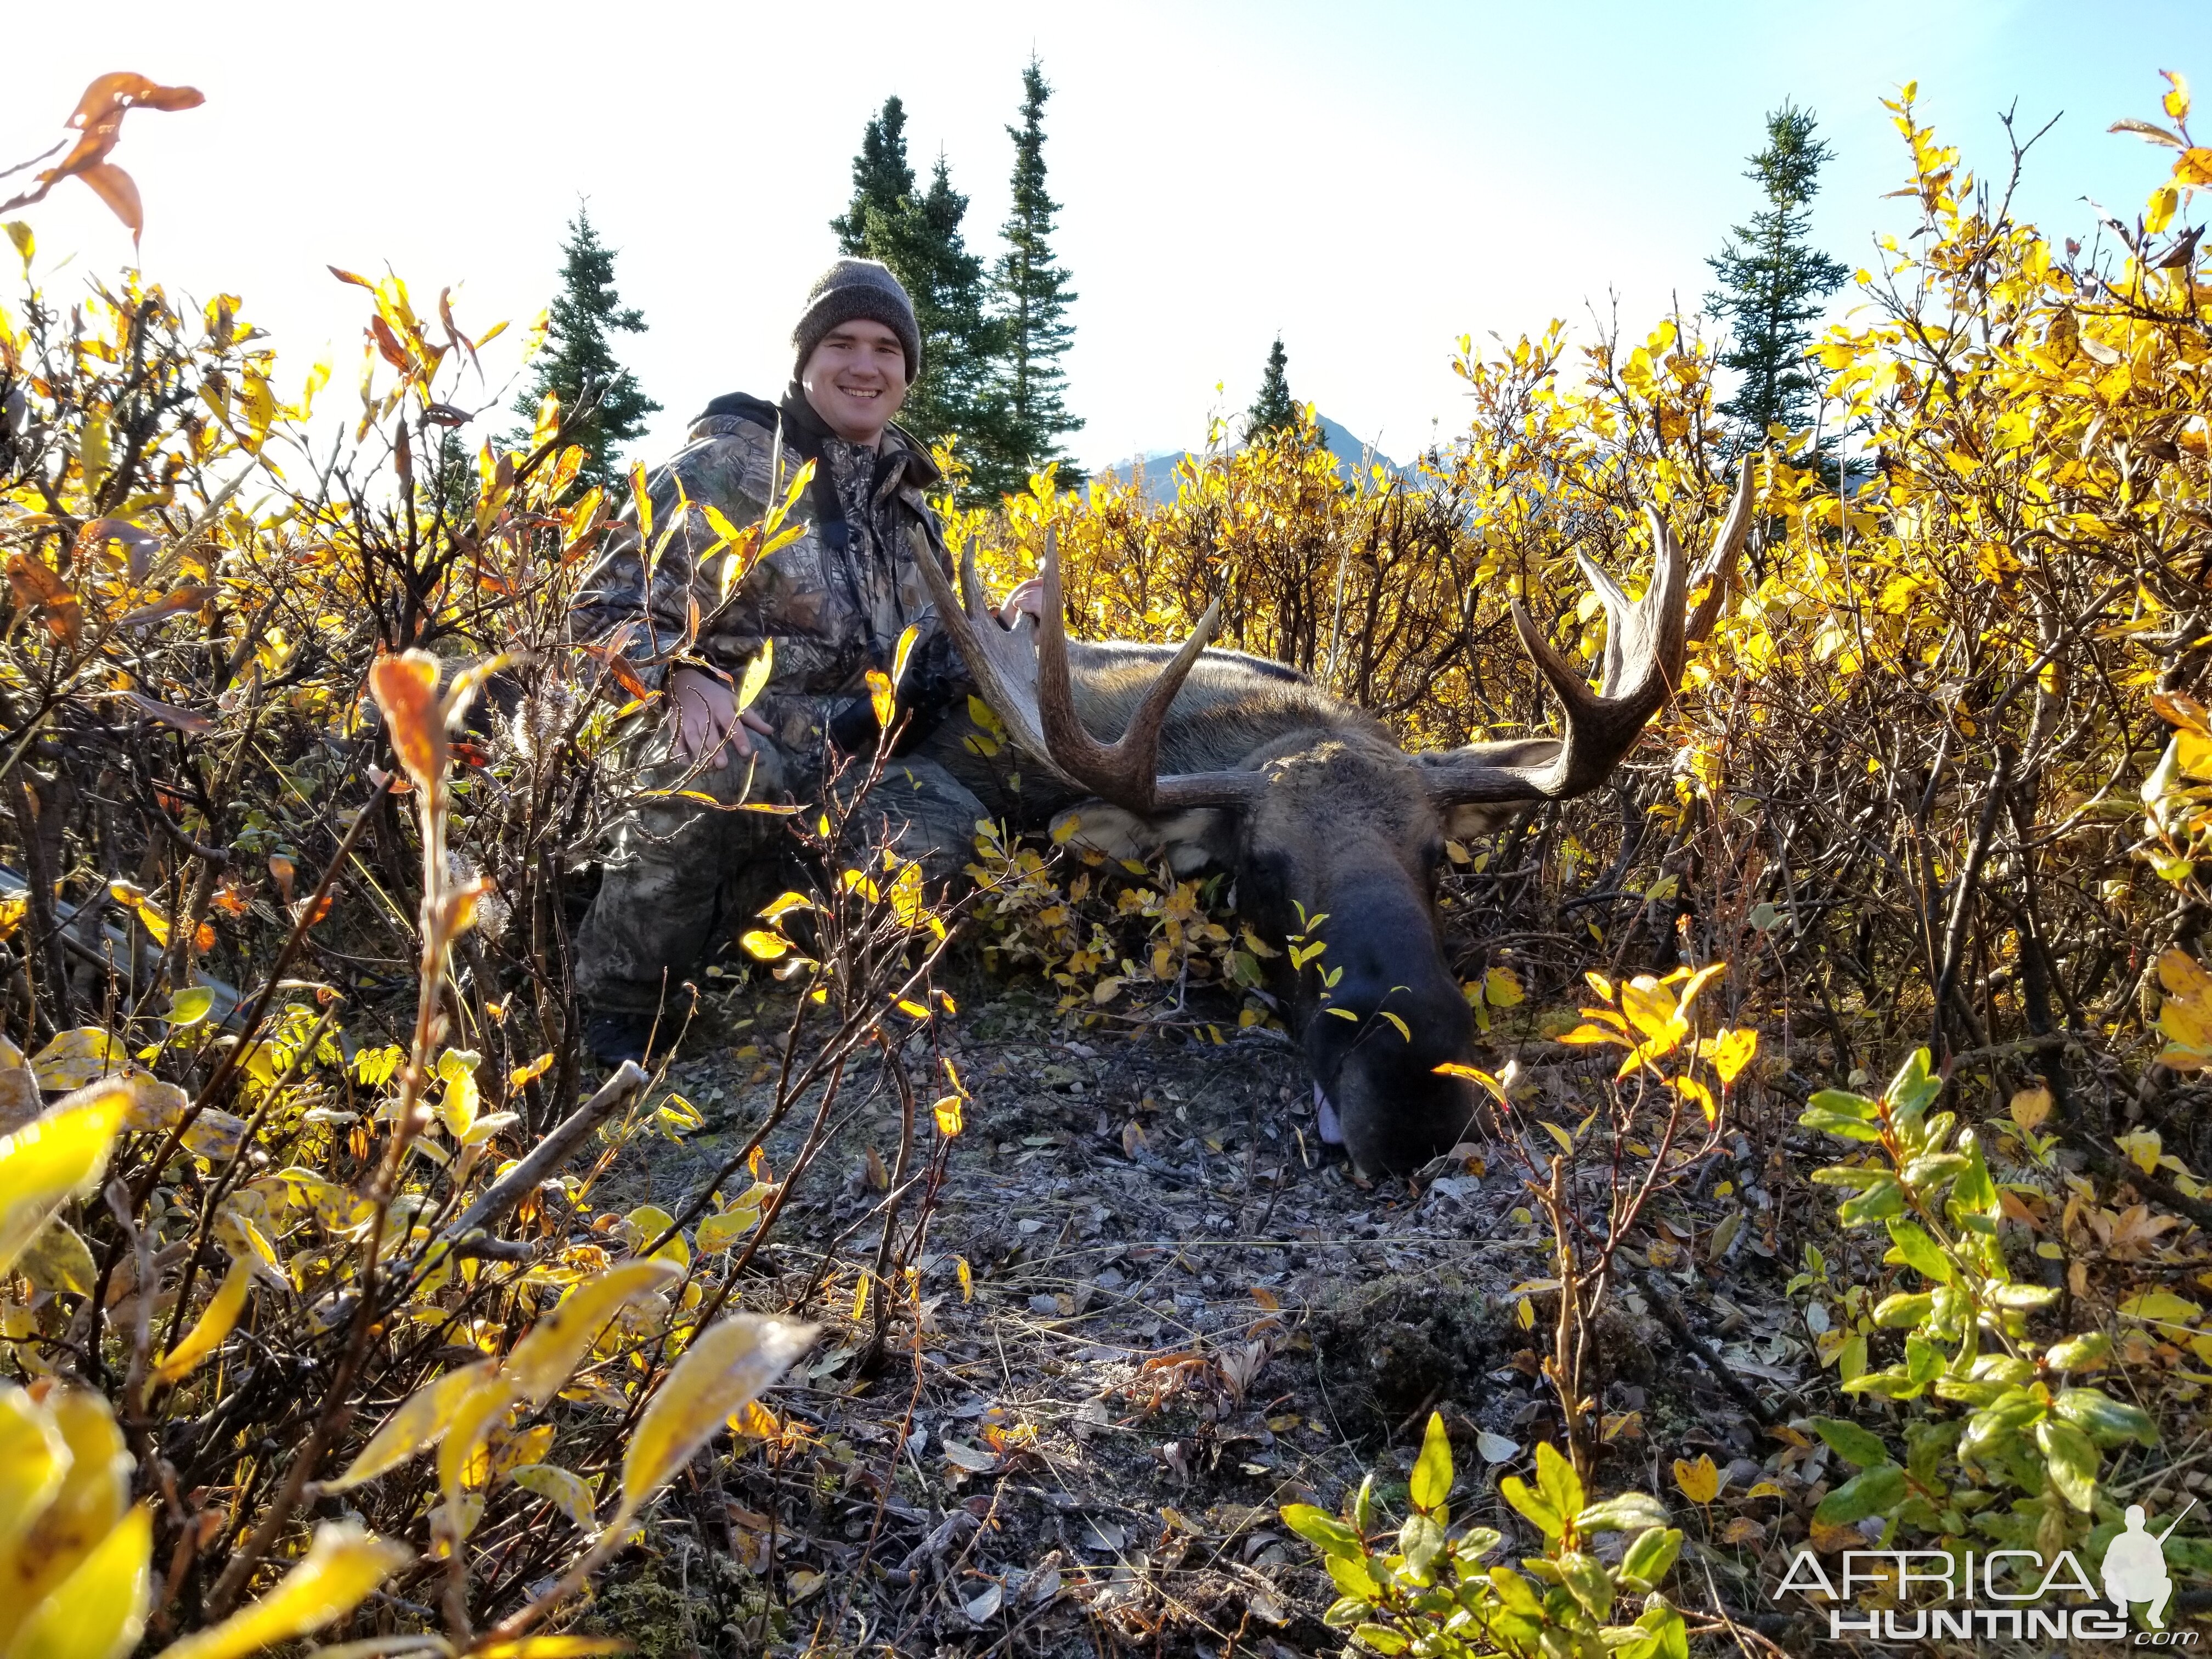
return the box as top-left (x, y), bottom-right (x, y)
top-left (573, 710), bottom-right (1007, 1018)
top-left (572, 391), bottom-right (963, 798)
top-left (572, 390), bottom-right (986, 1015)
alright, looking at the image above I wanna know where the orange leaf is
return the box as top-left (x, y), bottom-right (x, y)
top-left (368, 314), bottom-right (412, 372)
top-left (75, 161), bottom-right (142, 239)
top-left (369, 650), bottom-right (447, 791)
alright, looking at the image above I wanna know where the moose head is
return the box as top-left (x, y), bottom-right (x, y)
top-left (918, 471), bottom-right (1752, 1172)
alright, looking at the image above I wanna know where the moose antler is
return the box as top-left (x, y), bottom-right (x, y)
top-left (911, 526), bottom-right (1253, 814)
top-left (1418, 464), bottom-right (1755, 806)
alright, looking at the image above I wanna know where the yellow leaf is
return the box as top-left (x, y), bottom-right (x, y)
top-left (867, 668), bottom-right (895, 733)
top-left (0, 1088), bottom-right (133, 1278)
top-left (472, 1640), bottom-right (632, 1659)
top-left (890, 622), bottom-right (920, 692)
top-left (933, 1095), bottom-right (963, 1137)
top-left (735, 639), bottom-right (774, 713)
top-left (324, 1359), bottom-right (498, 1492)
top-left (695, 1206), bottom-right (760, 1255)
top-left (1707, 1027), bottom-right (1758, 1086)
top-left (616, 1314), bottom-right (817, 1526)
top-left (759, 891), bottom-right (811, 921)
top-left (1672, 1453), bottom-right (1720, 1505)
top-left (510, 1464), bottom-right (599, 1530)
top-left (507, 1260), bottom-right (684, 1407)
top-left (956, 1256), bottom-right (973, 1302)
top-left (0, 1386), bottom-right (131, 1643)
top-left (739, 930), bottom-right (788, 961)
top-left (437, 1374), bottom-right (523, 1521)
top-left (1619, 976), bottom-right (1683, 1045)
top-left (148, 1255), bottom-right (255, 1388)
top-left (2165, 69), bottom-right (2193, 124)
top-left (1670, 1075), bottom-right (1717, 1125)
top-left (151, 1522), bottom-right (409, 1659)
top-left (1483, 966), bottom-right (1523, 1008)
top-left (492, 1423), bottom-right (554, 1480)
top-left (1432, 1061), bottom-right (1505, 1101)
top-left (7, 1503), bottom-right (150, 1659)
top-left (0, 1384), bottom-right (71, 1566)
top-left (17, 1219), bottom-right (97, 1295)
top-left (30, 1029), bottom-right (125, 1092)
top-left (2008, 1085), bottom-right (2053, 1133)
top-left (1541, 1121), bottom-right (1575, 1154)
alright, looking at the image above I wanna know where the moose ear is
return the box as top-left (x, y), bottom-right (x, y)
top-left (1053, 804), bottom-right (1235, 876)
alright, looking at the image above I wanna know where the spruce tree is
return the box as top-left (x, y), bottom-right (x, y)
top-left (1705, 103), bottom-right (1851, 452)
top-left (1246, 336), bottom-right (1296, 440)
top-left (830, 102), bottom-right (1006, 495)
top-left (512, 204), bottom-right (659, 493)
top-left (831, 97), bottom-right (916, 256)
top-left (989, 57), bottom-right (1083, 489)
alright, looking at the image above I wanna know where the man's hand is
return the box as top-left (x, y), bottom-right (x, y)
top-left (668, 666), bottom-right (773, 769)
top-left (998, 578), bottom-right (1046, 626)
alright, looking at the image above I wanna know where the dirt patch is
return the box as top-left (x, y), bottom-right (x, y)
top-left (574, 964), bottom-right (1808, 1655)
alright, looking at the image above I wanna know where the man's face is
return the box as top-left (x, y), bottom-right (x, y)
top-left (801, 319), bottom-right (908, 444)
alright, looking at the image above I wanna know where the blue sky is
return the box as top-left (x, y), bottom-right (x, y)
top-left (5, 1), bottom-right (2207, 472)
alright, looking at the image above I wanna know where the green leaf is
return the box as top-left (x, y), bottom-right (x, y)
top-left (1619, 1526), bottom-right (1682, 1591)
top-left (1280, 1503), bottom-right (1361, 1558)
top-left (1807, 1088), bottom-right (1877, 1119)
top-left (1534, 1441), bottom-right (1584, 1526)
top-left (1884, 1048), bottom-right (1943, 1124)
top-left (1810, 1164), bottom-right (1896, 1189)
top-left (1813, 1463), bottom-right (1906, 1525)
top-left (1327, 1551), bottom-right (1378, 1600)
top-left (1951, 1129), bottom-right (1999, 1216)
top-left (1884, 1219), bottom-right (1954, 1283)
top-left (1576, 1493), bottom-right (1668, 1535)
top-left (1638, 1601), bottom-right (1690, 1659)
top-left (1899, 1152), bottom-right (1966, 1188)
top-left (1808, 1417), bottom-right (1891, 1469)
top-left (1904, 1335), bottom-right (1944, 1384)
top-left (1984, 1282), bottom-right (2058, 1310)
top-left (1837, 1177), bottom-right (1906, 1223)
top-left (2045, 1331), bottom-right (2112, 1372)
top-left (1842, 1365), bottom-right (1928, 1400)
top-left (2036, 1417), bottom-right (2100, 1511)
top-left (1556, 1550), bottom-right (1614, 1622)
top-left (1801, 1108), bottom-right (1885, 1142)
top-left (2053, 1387), bottom-right (2159, 1447)
top-left (1398, 1511), bottom-right (1444, 1580)
top-left (1499, 1475), bottom-right (1563, 1539)
top-left (1408, 1412), bottom-right (1453, 1513)
top-left (1872, 1291), bottom-right (1934, 1328)
top-left (1352, 1624), bottom-right (1409, 1654)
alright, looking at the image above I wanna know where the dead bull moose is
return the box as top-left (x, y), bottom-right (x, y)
top-left (916, 469), bottom-right (1752, 1175)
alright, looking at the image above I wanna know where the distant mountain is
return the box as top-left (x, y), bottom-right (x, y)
top-left (1097, 414), bottom-right (1403, 499)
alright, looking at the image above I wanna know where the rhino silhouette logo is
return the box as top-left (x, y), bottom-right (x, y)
top-left (2103, 1499), bottom-right (2193, 1629)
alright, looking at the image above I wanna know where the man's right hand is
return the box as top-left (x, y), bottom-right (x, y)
top-left (669, 667), bottom-right (773, 769)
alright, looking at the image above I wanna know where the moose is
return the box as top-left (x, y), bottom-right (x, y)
top-left (915, 469), bottom-right (1752, 1175)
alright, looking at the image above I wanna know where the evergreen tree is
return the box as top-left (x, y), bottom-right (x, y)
top-left (830, 97), bottom-right (916, 256)
top-left (830, 102), bottom-right (1007, 496)
top-left (989, 57), bottom-right (1083, 489)
top-left (513, 204), bottom-right (659, 493)
top-left (1246, 335), bottom-right (1296, 440)
top-left (1704, 103), bottom-right (1851, 452)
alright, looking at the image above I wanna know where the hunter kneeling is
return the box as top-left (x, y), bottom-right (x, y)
top-left (569, 259), bottom-right (1039, 1066)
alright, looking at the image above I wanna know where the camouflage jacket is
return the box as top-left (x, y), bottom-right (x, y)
top-left (572, 387), bottom-right (967, 794)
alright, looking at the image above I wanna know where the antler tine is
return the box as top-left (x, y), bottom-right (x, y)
top-left (1687, 461), bottom-right (1756, 645)
top-left (1419, 485), bottom-right (1709, 809)
top-left (907, 524), bottom-right (1078, 787)
top-left (1032, 531), bottom-right (1224, 814)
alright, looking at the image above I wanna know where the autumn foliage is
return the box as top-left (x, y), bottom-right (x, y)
top-left (3, 62), bottom-right (2212, 1659)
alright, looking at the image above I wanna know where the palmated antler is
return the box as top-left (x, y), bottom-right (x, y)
top-left (1419, 464), bottom-right (1755, 806)
top-left (910, 526), bottom-right (1251, 814)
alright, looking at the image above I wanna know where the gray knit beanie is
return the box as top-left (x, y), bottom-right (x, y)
top-left (791, 258), bottom-right (921, 382)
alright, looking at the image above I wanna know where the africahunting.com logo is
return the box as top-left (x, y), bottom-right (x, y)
top-left (1775, 1501), bottom-right (2198, 1643)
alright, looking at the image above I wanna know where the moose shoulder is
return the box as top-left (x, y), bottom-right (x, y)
top-left (915, 469), bottom-right (1752, 1175)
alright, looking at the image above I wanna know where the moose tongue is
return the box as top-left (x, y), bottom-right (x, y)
top-left (1313, 1083), bottom-right (1344, 1146)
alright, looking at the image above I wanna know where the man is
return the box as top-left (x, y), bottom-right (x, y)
top-left (571, 258), bottom-right (1028, 1065)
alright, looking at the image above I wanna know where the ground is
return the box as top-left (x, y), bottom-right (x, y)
top-left (573, 964), bottom-right (1819, 1657)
